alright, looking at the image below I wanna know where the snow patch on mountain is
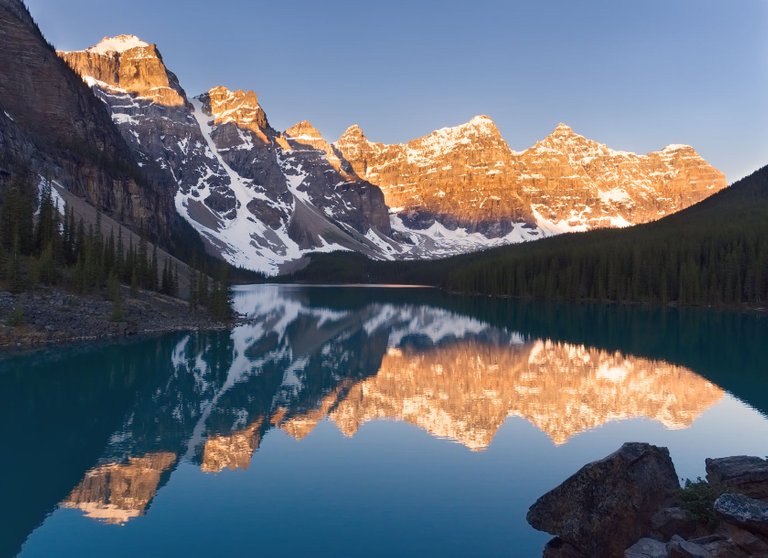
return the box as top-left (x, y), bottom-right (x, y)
top-left (88, 35), bottom-right (149, 55)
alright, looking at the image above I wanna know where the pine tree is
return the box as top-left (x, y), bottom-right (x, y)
top-left (107, 272), bottom-right (124, 322)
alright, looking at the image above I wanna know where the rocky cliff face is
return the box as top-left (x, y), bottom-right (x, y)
top-left (518, 124), bottom-right (727, 231)
top-left (0, 4), bottom-right (169, 239)
top-left (335, 116), bottom-right (537, 237)
top-left (334, 119), bottom-right (727, 238)
top-left (59, 35), bottom-right (186, 106)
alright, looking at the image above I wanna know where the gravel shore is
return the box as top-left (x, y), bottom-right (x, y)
top-left (0, 286), bottom-right (230, 349)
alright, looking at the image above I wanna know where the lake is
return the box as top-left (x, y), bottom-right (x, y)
top-left (2, 284), bottom-right (768, 558)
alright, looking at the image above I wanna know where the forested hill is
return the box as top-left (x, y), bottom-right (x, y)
top-left (290, 164), bottom-right (768, 307)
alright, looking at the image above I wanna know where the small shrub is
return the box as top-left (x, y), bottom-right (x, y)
top-left (679, 477), bottom-right (721, 526)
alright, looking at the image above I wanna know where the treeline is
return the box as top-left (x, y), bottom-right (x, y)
top-left (293, 165), bottom-right (768, 308)
top-left (444, 166), bottom-right (768, 306)
top-left (0, 166), bottom-right (232, 320)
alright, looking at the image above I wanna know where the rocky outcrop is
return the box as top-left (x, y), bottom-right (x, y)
top-left (528, 446), bottom-right (768, 558)
top-left (527, 442), bottom-right (680, 558)
top-left (707, 457), bottom-right (768, 501)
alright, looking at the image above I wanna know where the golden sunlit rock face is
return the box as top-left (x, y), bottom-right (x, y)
top-left (335, 117), bottom-right (534, 228)
top-left (201, 419), bottom-right (264, 473)
top-left (334, 120), bottom-right (727, 232)
top-left (328, 340), bottom-right (724, 449)
top-left (61, 452), bottom-right (176, 524)
top-left (206, 86), bottom-right (271, 143)
top-left (59, 35), bottom-right (185, 106)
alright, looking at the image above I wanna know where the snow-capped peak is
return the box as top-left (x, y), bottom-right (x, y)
top-left (551, 123), bottom-right (580, 137)
top-left (468, 115), bottom-right (495, 127)
top-left (88, 35), bottom-right (150, 55)
top-left (661, 144), bottom-right (693, 152)
top-left (340, 124), bottom-right (366, 139)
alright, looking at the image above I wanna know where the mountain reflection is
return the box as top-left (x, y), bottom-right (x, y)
top-left (51, 285), bottom-right (724, 525)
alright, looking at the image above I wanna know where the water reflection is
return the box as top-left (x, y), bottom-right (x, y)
top-left (1, 285), bottom-right (767, 557)
top-left (55, 286), bottom-right (723, 523)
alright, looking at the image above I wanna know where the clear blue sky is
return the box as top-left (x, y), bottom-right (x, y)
top-left (26, 0), bottom-right (768, 181)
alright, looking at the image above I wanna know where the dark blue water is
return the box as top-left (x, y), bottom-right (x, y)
top-left (2, 285), bottom-right (767, 558)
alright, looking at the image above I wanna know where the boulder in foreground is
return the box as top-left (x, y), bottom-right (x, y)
top-left (706, 457), bottom-right (768, 501)
top-left (527, 442), bottom-right (679, 558)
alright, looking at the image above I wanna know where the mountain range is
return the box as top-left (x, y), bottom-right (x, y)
top-left (53, 33), bottom-right (725, 274)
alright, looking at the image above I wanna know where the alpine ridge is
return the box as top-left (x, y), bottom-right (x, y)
top-left (58, 34), bottom-right (727, 275)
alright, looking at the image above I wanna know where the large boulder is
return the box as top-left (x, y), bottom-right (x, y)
top-left (706, 457), bottom-right (768, 501)
top-left (527, 443), bottom-right (680, 558)
top-left (714, 493), bottom-right (768, 538)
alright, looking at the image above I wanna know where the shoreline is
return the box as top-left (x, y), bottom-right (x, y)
top-left (0, 286), bottom-right (234, 351)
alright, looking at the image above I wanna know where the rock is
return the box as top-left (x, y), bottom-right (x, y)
top-left (714, 493), bottom-right (768, 537)
top-left (625, 538), bottom-right (669, 558)
top-left (698, 539), bottom-right (747, 558)
top-left (689, 536), bottom-right (727, 546)
top-left (667, 535), bottom-right (713, 558)
top-left (652, 507), bottom-right (708, 540)
top-left (542, 537), bottom-right (583, 558)
top-left (527, 442), bottom-right (680, 558)
top-left (722, 522), bottom-right (768, 555)
top-left (706, 456), bottom-right (768, 501)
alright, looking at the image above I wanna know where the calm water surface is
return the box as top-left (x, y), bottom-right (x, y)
top-left (2, 285), bottom-right (768, 558)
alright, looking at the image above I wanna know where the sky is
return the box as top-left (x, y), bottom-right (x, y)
top-left (25, 0), bottom-right (768, 181)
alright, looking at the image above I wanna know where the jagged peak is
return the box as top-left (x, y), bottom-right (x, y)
top-left (468, 114), bottom-right (495, 127)
top-left (549, 122), bottom-right (581, 137)
top-left (537, 122), bottom-right (595, 147)
top-left (87, 35), bottom-right (151, 55)
top-left (286, 120), bottom-right (324, 140)
top-left (661, 143), bottom-right (694, 153)
top-left (425, 114), bottom-right (501, 140)
top-left (207, 85), bottom-right (260, 107)
top-left (336, 124), bottom-right (368, 145)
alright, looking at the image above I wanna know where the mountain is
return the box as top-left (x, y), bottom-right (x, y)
top-left (295, 164), bottom-right (767, 306)
top-left (441, 164), bottom-right (768, 304)
top-left (58, 34), bottom-right (726, 274)
top-left (334, 118), bottom-right (725, 237)
top-left (0, 7), bottom-right (201, 250)
top-left (60, 38), bottom-right (397, 274)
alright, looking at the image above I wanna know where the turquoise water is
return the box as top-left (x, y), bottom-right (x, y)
top-left (2, 285), bottom-right (767, 558)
